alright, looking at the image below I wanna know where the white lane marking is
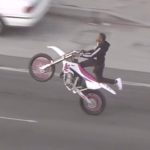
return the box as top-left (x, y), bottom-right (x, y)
top-left (0, 66), bottom-right (28, 73)
top-left (0, 116), bottom-right (38, 123)
top-left (0, 66), bottom-right (150, 88)
top-left (123, 81), bottom-right (150, 88)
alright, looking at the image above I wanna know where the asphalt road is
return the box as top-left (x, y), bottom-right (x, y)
top-left (0, 69), bottom-right (149, 150)
top-left (0, 14), bottom-right (150, 150)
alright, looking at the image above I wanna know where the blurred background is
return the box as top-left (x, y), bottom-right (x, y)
top-left (0, 0), bottom-right (149, 150)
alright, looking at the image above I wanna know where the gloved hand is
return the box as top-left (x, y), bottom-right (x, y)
top-left (80, 49), bottom-right (85, 53)
top-left (79, 49), bottom-right (85, 57)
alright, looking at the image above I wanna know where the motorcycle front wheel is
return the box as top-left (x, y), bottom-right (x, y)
top-left (80, 90), bottom-right (106, 115)
top-left (29, 53), bottom-right (55, 82)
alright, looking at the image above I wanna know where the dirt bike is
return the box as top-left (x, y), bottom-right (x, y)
top-left (29, 46), bottom-right (119, 115)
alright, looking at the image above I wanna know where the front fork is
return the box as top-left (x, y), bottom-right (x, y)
top-left (65, 76), bottom-right (92, 105)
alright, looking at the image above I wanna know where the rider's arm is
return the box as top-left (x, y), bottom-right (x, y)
top-left (81, 46), bottom-right (101, 58)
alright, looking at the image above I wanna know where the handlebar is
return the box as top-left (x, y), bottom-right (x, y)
top-left (51, 50), bottom-right (83, 65)
top-left (64, 50), bottom-right (83, 58)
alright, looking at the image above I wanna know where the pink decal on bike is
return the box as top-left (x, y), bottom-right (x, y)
top-left (79, 65), bottom-right (96, 82)
top-left (64, 63), bottom-right (70, 72)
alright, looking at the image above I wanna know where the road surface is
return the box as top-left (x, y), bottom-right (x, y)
top-left (0, 68), bottom-right (150, 150)
top-left (0, 14), bottom-right (150, 150)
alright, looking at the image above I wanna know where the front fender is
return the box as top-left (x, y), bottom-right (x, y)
top-left (47, 46), bottom-right (65, 56)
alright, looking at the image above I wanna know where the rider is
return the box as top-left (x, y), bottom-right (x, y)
top-left (80, 33), bottom-right (122, 90)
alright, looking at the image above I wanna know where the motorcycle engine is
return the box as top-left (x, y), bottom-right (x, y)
top-left (65, 73), bottom-right (74, 88)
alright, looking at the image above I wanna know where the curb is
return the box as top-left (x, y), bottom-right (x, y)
top-left (49, 5), bottom-right (150, 28)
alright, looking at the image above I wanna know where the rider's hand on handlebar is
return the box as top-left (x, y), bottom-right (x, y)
top-left (72, 49), bottom-right (85, 57)
top-left (79, 49), bottom-right (85, 57)
top-left (72, 51), bottom-right (80, 57)
top-left (74, 49), bottom-right (84, 53)
top-left (80, 49), bottom-right (85, 53)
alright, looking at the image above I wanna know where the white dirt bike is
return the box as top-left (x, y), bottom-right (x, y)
top-left (29, 46), bottom-right (119, 115)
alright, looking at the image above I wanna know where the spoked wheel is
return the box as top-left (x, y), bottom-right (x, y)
top-left (80, 90), bottom-right (106, 115)
top-left (29, 53), bottom-right (55, 82)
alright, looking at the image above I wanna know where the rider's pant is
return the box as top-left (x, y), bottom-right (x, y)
top-left (80, 59), bottom-right (116, 84)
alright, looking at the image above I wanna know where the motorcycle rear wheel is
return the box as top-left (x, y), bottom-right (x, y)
top-left (29, 53), bottom-right (55, 82)
top-left (80, 90), bottom-right (106, 115)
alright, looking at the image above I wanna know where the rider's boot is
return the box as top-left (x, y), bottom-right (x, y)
top-left (115, 78), bottom-right (123, 90)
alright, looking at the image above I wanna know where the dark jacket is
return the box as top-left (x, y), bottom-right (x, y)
top-left (82, 41), bottom-right (110, 64)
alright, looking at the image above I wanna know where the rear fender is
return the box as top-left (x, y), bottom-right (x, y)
top-left (85, 80), bottom-right (116, 95)
top-left (100, 83), bottom-right (116, 95)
